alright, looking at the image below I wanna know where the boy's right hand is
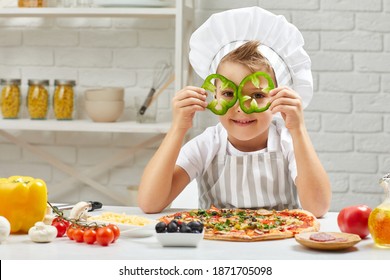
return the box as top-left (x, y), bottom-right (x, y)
top-left (171, 86), bottom-right (208, 131)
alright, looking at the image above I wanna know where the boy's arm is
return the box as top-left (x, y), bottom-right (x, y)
top-left (137, 127), bottom-right (190, 213)
top-left (137, 86), bottom-right (207, 213)
top-left (290, 126), bottom-right (331, 218)
top-left (269, 87), bottom-right (331, 217)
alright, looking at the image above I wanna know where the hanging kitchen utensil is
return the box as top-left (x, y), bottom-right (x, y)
top-left (138, 61), bottom-right (173, 115)
top-left (150, 73), bottom-right (175, 104)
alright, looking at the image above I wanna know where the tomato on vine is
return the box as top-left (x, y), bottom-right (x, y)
top-left (66, 226), bottom-right (75, 240)
top-left (73, 228), bottom-right (85, 243)
top-left (47, 202), bottom-right (122, 247)
top-left (52, 220), bottom-right (67, 237)
top-left (107, 224), bottom-right (120, 243)
top-left (83, 229), bottom-right (97, 245)
top-left (52, 216), bottom-right (70, 228)
top-left (96, 226), bottom-right (114, 246)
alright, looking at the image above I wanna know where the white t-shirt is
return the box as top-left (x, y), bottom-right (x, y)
top-left (176, 118), bottom-right (297, 183)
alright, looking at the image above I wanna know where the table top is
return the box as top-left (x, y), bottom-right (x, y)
top-left (1, 206), bottom-right (389, 260)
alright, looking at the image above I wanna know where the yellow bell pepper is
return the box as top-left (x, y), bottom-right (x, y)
top-left (0, 176), bottom-right (48, 233)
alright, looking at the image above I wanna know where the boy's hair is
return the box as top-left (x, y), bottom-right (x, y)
top-left (219, 41), bottom-right (274, 77)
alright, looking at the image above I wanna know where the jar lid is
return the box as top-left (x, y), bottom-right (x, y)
top-left (28, 79), bottom-right (50, 86)
top-left (54, 79), bottom-right (76, 86)
top-left (1, 79), bottom-right (22, 85)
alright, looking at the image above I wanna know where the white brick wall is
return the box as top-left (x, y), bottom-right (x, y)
top-left (1, 0), bottom-right (389, 211)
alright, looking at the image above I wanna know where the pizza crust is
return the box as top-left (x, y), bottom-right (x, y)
top-left (287, 209), bottom-right (321, 233)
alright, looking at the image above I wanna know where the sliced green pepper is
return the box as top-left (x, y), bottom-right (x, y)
top-left (237, 71), bottom-right (275, 114)
top-left (201, 71), bottom-right (275, 115)
top-left (201, 74), bottom-right (238, 115)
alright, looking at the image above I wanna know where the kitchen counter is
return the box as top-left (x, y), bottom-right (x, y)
top-left (1, 206), bottom-right (389, 260)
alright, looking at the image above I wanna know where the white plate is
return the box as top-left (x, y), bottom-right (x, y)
top-left (156, 232), bottom-right (204, 247)
top-left (120, 223), bottom-right (156, 238)
top-left (87, 218), bottom-right (156, 238)
top-left (94, 0), bottom-right (173, 7)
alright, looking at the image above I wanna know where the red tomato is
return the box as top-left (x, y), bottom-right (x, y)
top-left (52, 216), bottom-right (70, 228)
top-left (83, 229), bottom-right (97, 245)
top-left (337, 205), bottom-right (372, 238)
top-left (66, 226), bottom-right (75, 240)
top-left (73, 228), bottom-right (85, 243)
top-left (52, 221), bottom-right (67, 237)
top-left (96, 226), bottom-right (114, 246)
top-left (107, 224), bottom-right (120, 243)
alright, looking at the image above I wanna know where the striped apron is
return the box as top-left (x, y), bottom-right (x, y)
top-left (197, 130), bottom-right (300, 210)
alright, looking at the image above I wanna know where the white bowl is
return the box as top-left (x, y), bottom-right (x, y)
top-left (85, 100), bottom-right (124, 122)
top-left (120, 223), bottom-right (156, 238)
top-left (156, 232), bottom-right (204, 247)
top-left (84, 87), bottom-right (124, 101)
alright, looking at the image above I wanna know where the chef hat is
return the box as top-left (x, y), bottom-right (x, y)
top-left (189, 6), bottom-right (313, 108)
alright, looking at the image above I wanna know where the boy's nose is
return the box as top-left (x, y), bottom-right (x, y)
top-left (233, 101), bottom-right (242, 113)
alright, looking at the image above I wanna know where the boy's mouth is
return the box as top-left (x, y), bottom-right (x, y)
top-left (231, 119), bottom-right (256, 126)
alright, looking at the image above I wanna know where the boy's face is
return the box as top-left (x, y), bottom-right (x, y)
top-left (216, 61), bottom-right (275, 151)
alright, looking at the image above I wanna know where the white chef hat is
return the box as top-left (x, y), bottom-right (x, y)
top-left (189, 6), bottom-right (313, 108)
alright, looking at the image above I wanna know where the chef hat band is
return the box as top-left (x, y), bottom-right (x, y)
top-left (209, 40), bottom-right (293, 87)
top-left (189, 6), bottom-right (313, 108)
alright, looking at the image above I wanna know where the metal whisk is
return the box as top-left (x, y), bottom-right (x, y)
top-left (138, 61), bottom-right (173, 115)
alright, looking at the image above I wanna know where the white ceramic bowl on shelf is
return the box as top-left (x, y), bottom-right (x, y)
top-left (84, 87), bottom-right (124, 101)
top-left (84, 100), bottom-right (125, 122)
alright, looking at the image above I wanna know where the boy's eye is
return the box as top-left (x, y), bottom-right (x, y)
top-left (252, 92), bottom-right (266, 99)
top-left (221, 91), bottom-right (234, 98)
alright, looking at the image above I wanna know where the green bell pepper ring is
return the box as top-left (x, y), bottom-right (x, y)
top-left (201, 74), bottom-right (238, 116)
top-left (237, 71), bottom-right (275, 114)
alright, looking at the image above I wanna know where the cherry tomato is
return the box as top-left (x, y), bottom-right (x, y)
top-left (52, 221), bottom-right (67, 237)
top-left (337, 205), bottom-right (372, 238)
top-left (73, 228), bottom-right (85, 243)
top-left (52, 216), bottom-right (70, 228)
top-left (96, 226), bottom-right (114, 246)
top-left (66, 226), bottom-right (75, 240)
top-left (83, 229), bottom-right (97, 245)
top-left (107, 224), bottom-right (120, 243)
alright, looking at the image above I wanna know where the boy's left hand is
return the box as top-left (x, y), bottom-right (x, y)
top-left (269, 87), bottom-right (304, 131)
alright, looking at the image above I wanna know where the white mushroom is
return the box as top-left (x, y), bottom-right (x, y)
top-left (0, 216), bottom-right (11, 243)
top-left (28, 222), bottom-right (57, 243)
top-left (69, 201), bottom-right (90, 221)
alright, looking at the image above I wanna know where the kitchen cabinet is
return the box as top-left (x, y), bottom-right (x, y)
top-left (0, 0), bottom-right (194, 205)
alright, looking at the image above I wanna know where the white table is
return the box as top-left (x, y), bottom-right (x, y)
top-left (1, 206), bottom-right (389, 260)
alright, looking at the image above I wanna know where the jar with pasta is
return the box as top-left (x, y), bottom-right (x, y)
top-left (0, 79), bottom-right (22, 119)
top-left (53, 79), bottom-right (76, 120)
top-left (18, 0), bottom-right (47, 7)
top-left (27, 79), bottom-right (49, 120)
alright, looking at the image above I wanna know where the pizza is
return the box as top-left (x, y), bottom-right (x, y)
top-left (158, 206), bottom-right (320, 242)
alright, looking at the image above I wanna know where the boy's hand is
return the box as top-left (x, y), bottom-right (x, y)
top-left (172, 86), bottom-right (208, 131)
top-left (269, 87), bottom-right (304, 131)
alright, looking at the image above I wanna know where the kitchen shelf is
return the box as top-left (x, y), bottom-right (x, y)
top-left (0, 7), bottom-right (183, 18)
top-left (0, 1), bottom-right (194, 92)
top-left (0, 119), bottom-right (171, 133)
top-left (0, 1), bottom-right (193, 205)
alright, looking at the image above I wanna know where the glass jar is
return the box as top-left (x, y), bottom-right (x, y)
top-left (0, 79), bottom-right (22, 119)
top-left (368, 173), bottom-right (390, 248)
top-left (53, 79), bottom-right (76, 120)
top-left (18, 0), bottom-right (47, 7)
top-left (27, 79), bottom-right (50, 120)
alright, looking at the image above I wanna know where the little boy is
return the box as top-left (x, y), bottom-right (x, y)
top-left (138, 7), bottom-right (331, 217)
